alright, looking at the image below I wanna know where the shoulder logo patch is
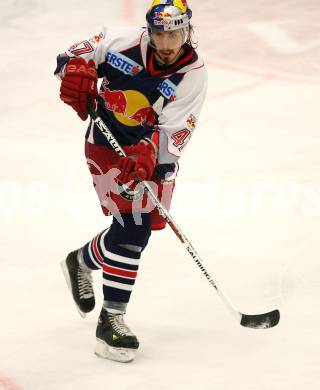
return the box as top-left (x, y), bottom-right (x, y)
top-left (186, 114), bottom-right (197, 130)
top-left (106, 50), bottom-right (143, 76)
top-left (158, 79), bottom-right (177, 101)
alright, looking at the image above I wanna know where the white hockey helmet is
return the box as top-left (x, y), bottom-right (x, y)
top-left (146, 0), bottom-right (192, 49)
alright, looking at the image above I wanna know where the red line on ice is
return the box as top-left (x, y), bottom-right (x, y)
top-left (0, 371), bottom-right (20, 390)
top-left (206, 59), bottom-right (320, 86)
top-left (208, 77), bottom-right (273, 101)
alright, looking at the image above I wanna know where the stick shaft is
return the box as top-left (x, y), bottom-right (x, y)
top-left (88, 108), bottom-right (241, 322)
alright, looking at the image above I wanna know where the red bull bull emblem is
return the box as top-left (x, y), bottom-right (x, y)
top-left (129, 107), bottom-right (156, 127)
top-left (101, 88), bottom-right (156, 128)
top-left (155, 12), bottom-right (173, 18)
top-left (101, 88), bottom-right (127, 115)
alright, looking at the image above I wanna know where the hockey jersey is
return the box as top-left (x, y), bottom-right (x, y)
top-left (55, 27), bottom-right (207, 166)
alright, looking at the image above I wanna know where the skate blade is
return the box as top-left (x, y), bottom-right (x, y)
top-left (95, 338), bottom-right (136, 363)
top-left (60, 260), bottom-right (86, 319)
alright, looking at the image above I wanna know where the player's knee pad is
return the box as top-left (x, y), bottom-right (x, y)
top-left (107, 212), bottom-right (151, 252)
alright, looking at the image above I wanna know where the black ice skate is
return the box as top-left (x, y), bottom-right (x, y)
top-left (61, 250), bottom-right (95, 318)
top-left (95, 308), bottom-right (139, 363)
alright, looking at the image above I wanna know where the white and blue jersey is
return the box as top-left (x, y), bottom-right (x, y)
top-left (55, 27), bottom-right (208, 166)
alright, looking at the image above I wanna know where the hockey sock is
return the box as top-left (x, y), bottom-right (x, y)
top-left (103, 300), bottom-right (127, 314)
top-left (102, 213), bottom-right (151, 305)
top-left (102, 243), bottom-right (141, 304)
top-left (82, 228), bottom-right (110, 270)
top-left (81, 213), bottom-right (151, 304)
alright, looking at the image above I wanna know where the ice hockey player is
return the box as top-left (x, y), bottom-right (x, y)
top-left (55, 0), bottom-right (207, 363)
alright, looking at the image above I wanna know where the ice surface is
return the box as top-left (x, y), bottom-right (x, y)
top-left (0, 1), bottom-right (319, 389)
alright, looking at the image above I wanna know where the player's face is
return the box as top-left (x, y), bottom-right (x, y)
top-left (150, 29), bottom-right (184, 65)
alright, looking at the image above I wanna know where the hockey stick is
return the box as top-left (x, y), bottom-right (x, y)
top-left (88, 107), bottom-right (280, 329)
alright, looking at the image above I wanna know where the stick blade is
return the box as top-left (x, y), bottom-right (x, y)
top-left (240, 309), bottom-right (280, 329)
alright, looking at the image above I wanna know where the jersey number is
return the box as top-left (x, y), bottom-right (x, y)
top-left (171, 129), bottom-right (191, 150)
top-left (69, 40), bottom-right (93, 56)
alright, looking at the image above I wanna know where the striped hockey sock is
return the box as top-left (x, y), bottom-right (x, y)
top-left (102, 243), bottom-right (140, 304)
top-left (82, 229), bottom-right (109, 270)
top-left (82, 228), bottom-right (141, 305)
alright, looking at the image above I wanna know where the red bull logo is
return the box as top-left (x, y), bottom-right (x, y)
top-left (186, 113), bottom-right (196, 130)
top-left (89, 33), bottom-right (103, 44)
top-left (101, 88), bottom-right (127, 115)
top-left (101, 88), bottom-right (156, 128)
top-left (129, 107), bottom-right (156, 127)
top-left (155, 11), bottom-right (173, 18)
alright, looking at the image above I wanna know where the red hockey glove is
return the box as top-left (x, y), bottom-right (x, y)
top-left (118, 139), bottom-right (158, 183)
top-left (60, 57), bottom-right (98, 121)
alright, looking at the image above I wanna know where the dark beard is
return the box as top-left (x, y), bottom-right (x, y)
top-left (154, 48), bottom-right (184, 67)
